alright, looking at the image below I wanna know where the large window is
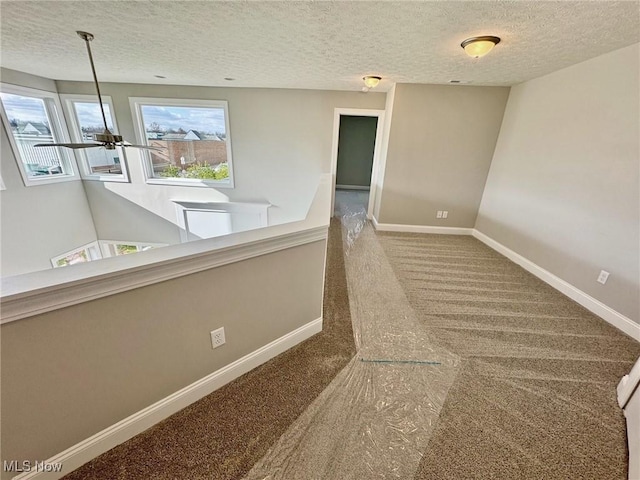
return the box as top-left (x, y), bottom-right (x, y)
top-left (61, 94), bottom-right (129, 182)
top-left (51, 242), bottom-right (102, 268)
top-left (0, 84), bottom-right (78, 186)
top-left (130, 98), bottom-right (234, 187)
top-left (99, 240), bottom-right (167, 258)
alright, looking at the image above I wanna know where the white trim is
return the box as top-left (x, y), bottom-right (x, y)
top-left (1, 174), bottom-right (332, 324)
top-left (0, 83), bottom-right (80, 186)
top-left (1, 227), bottom-right (327, 324)
top-left (329, 108), bottom-right (385, 219)
top-left (371, 83), bottom-right (396, 220)
top-left (50, 241), bottom-right (102, 268)
top-left (618, 357), bottom-right (640, 408)
top-left (129, 97), bottom-right (234, 188)
top-left (366, 219), bottom-right (639, 340)
top-left (10, 317), bottom-right (323, 480)
top-left (335, 184), bottom-right (370, 191)
top-left (472, 229), bottom-right (640, 342)
top-left (371, 217), bottom-right (473, 235)
top-left (173, 200), bottom-right (271, 243)
top-left (59, 94), bottom-right (130, 183)
top-left (98, 240), bottom-right (169, 258)
top-left (144, 176), bottom-right (233, 188)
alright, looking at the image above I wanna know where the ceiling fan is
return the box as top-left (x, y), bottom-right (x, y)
top-left (36, 31), bottom-right (159, 151)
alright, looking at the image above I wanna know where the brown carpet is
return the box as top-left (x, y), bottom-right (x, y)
top-left (63, 220), bottom-right (640, 479)
top-left (243, 223), bottom-right (460, 479)
top-left (375, 232), bottom-right (640, 480)
top-left (63, 218), bottom-right (356, 480)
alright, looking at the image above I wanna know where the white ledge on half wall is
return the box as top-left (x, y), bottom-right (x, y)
top-left (0, 175), bottom-right (332, 324)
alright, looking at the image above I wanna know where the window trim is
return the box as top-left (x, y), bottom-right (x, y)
top-left (98, 240), bottom-right (168, 258)
top-left (51, 241), bottom-right (102, 268)
top-left (129, 97), bottom-right (234, 188)
top-left (0, 83), bottom-right (80, 186)
top-left (60, 94), bottom-right (130, 183)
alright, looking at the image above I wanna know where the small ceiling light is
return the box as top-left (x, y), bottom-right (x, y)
top-left (461, 36), bottom-right (501, 58)
top-left (363, 76), bottom-right (382, 89)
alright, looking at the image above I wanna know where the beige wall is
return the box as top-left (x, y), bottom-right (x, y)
top-left (0, 70), bottom-right (99, 276)
top-left (1, 71), bottom-right (383, 274)
top-left (376, 83), bottom-right (509, 227)
top-left (1, 67), bottom-right (57, 93)
top-left (1, 239), bottom-right (326, 475)
top-left (56, 81), bottom-right (385, 241)
top-left (476, 44), bottom-right (640, 323)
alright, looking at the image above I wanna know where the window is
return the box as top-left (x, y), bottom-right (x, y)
top-left (99, 240), bottom-right (167, 258)
top-left (0, 84), bottom-right (78, 186)
top-left (61, 94), bottom-right (129, 182)
top-left (51, 242), bottom-right (102, 268)
top-left (130, 98), bottom-right (234, 187)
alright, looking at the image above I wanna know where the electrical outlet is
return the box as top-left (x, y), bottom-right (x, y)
top-left (597, 270), bottom-right (610, 285)
top-left (436, 210), bottom-right (443, 219)
top-left (442, 211), bottom-right (448, 219)
top-left (210, 327), bottom-right (226, 349)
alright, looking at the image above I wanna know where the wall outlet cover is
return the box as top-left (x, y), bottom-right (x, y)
top-left (597, 270), bottom-right (610, 285)
top-left (211, 327), bottom-right (226, 349)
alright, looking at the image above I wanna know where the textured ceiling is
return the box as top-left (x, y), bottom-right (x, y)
top-left (1, 1), bottom-right (638, 91)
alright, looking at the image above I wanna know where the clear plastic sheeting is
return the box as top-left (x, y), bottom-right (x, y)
top-left (333, 189), bottom-right (369, 253)
top-left (243, 190), bottom-right (460, 480)
top-left (242, 357), bottom-right (458, 479)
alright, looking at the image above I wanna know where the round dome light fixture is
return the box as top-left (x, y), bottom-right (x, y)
top-left (461, 36), bottom-right (501, 58)
top-left (363, 76), bottom-right (382, 89)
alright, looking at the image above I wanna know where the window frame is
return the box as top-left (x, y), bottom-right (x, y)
top-left (98, 240), bottom-right (168, 258)
top-left (50, 241), bottom-right (102, 268)
top-left (0, 83), bottom-right (79, 187)
top-left (60, 94), bottom-right (130, 183)
top-left (129, 97), bottom-right (234, 188)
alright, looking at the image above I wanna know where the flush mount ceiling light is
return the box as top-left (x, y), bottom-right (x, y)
top-left (363, 76), bottom-right (382, 88)
top-left (461, 36), bottom-right (501, 58)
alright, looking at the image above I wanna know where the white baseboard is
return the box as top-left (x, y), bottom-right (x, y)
top-left (367, 218), bottom-right (639, 340)
top-left (472, 230), bottom-right (640, 342)
top-left (371, 217), bottom-right (473, 235)
top-left (12, 317), bottom-right (323, 480)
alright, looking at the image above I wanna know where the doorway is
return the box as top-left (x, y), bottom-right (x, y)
top-left (330, 108), bottom-right (385, 219)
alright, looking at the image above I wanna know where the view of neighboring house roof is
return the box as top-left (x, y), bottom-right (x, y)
top-left (15, 121), bottom-right (51, 135)
top-left (160, 133), bottom-right (187, 140)
top-left (146, 129), bottom-right (222, 141)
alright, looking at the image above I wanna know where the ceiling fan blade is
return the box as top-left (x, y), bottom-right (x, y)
top-left (34, 142), bottom-right (103, 149)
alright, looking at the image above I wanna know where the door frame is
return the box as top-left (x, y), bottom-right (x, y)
top-left (330, 108), bottom-right (386, 219)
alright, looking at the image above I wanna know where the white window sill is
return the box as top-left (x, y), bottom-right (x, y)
top-left (24, 173), bottom-right (80, 187)
top-left (82, 175), bottom-right (130, 183)
top-left (146, 177), bottom-right (235, 189)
